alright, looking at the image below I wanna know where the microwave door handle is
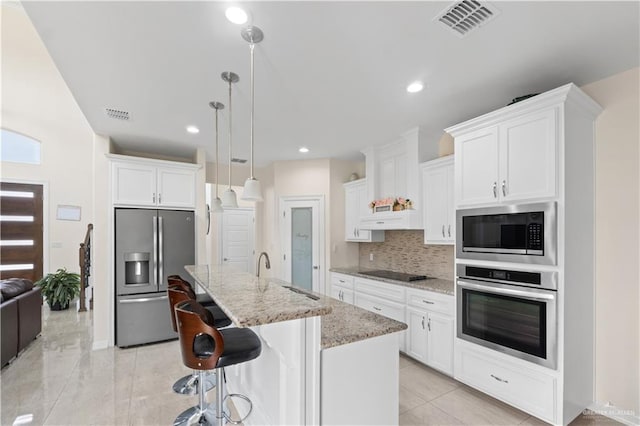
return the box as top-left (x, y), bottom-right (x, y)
top-left (457, 279), bottom-right (555, 301)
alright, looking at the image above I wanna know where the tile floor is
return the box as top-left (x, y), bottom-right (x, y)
top-left (1, 304), bottom-right (620, 425)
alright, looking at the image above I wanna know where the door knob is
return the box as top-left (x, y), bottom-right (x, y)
top-left (313, 265), bottom-right (319, 270)
top-left (223, 258), bottom-right (228, 261)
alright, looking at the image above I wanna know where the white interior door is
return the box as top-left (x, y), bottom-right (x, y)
top-left (281, 196), bottom-right (324, 293)
top-left (217, 208), bottom-right (255, 274)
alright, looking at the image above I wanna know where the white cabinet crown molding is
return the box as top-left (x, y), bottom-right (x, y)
top-left (445, 83), bottom-right (602, 138)
top-left (106, 153), bottom-right (201, 170)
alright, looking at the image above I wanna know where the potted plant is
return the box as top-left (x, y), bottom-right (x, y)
top-left (35, 268), bottom-right (81, 311)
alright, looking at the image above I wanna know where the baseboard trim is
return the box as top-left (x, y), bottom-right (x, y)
top-left (588, 401), bottom-right (639, 426)
top-left (92, 340), bottom-right (109, 351)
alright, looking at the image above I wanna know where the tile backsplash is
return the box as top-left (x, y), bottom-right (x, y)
top-left (358, 230), bottom-right (454, 280)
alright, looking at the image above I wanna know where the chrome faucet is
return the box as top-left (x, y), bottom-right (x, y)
top-left (256, 252), bottom-right (271, 277)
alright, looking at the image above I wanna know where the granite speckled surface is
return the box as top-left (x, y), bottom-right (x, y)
top-left (330, 267), bottom-right (455, 296)
top-left (321, 297), bottom-right (407, 349)
top-left (186, 265), bottom-right (407, 349)
top-left (185, 265), bottom-right (332, 328)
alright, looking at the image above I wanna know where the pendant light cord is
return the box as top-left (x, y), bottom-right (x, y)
top-left (249, 42), bottom-right (255, 179)
top-left (215, 107), bottom-right (219, 198)
top-left (228, 79), bottom-right (233, 190)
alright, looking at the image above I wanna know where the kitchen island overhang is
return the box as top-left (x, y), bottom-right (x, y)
top-left (185, 265), bottom-right (407, 425)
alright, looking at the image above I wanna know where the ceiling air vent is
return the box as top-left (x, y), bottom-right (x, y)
top-left (434, 0), bottom-right (500, 38)
top-left (105, 108), bottom-right (130, 121)
top-left (231, 158), bottom-right (247, 164)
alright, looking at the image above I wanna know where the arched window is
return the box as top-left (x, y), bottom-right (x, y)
top-left (0, 129), bottom-right (41, 164)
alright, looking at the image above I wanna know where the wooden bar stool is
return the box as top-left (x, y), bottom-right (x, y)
top-left (173, 299), bottom-right (262, 426)
top-left (167, 287), bottom-right (231, 396)
top-left (168, 275), bottom-right (214, 305)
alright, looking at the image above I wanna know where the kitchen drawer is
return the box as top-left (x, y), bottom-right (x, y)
top-left (406, 288), bottom-right (454, 316)
top-left (354, 292), bottom-right (405, 323)
top-left (354, 278), bottom-right (405, 303)
top-left (331, 273), bottom-right (354, 290)
top-left (455, 345), bottom-right (557, 423)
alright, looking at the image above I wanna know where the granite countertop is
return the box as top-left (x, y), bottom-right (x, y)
top-left (185, 265), bottom-right (332, 328)
top-left (185, 265), bottom-right (407, 349)
top-left (320, 297), bottom-right (407, 349)
top-left (329, 267), bottom-right (455, 296)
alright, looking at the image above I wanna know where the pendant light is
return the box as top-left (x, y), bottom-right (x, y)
top-left (240, 26), bottom-right (264, 202)
top-left (209, 101), bottom-right (225, 213)
top-left (221, 71), bottom-right (239, 208)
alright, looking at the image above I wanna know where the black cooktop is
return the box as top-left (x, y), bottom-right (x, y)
top-left (359, 270), bottom-right (429, 282)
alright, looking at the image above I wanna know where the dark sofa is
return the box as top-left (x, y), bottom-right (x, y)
top-left (1, 278), bottom-right (42, 367)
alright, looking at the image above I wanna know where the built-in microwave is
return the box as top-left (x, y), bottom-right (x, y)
top-left (456, 202), bottom-right (556, 265)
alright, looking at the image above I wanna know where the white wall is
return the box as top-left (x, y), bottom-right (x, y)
top-left (582, 67), bottom-right (640, 415)
top-left (1, 5), bottom-right (95, 274)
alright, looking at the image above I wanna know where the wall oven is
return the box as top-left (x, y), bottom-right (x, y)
top-left (456, 202), bottom-right (556, 265)
top-left (456, 264), bottom-right (557, 369)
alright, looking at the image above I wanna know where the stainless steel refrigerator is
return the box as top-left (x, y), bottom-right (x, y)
top-left (115, 208), bottom-right (195, 347)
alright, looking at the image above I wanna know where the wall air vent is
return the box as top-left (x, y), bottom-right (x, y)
top-left (105, 108), bottom-right (130, 121)
top-left (231, 158), bottom-right (247, 164)
top-left (434, 0), bottom-right (500, 38)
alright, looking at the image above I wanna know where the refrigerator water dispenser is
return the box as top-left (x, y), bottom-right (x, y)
top-left (124, 252), bottom-right (150, 285)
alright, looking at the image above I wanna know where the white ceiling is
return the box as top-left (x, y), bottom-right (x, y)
top-left (21, 1), bottom-right (640, 166)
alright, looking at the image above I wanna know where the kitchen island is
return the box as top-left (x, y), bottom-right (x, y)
top-left (185, 265), bottom-right (407, 426)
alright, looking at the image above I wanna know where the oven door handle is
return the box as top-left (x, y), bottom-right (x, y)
top-left (457, 279), bottom-right (556, 301)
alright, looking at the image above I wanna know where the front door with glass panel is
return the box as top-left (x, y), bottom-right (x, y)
top-left (281, 197), bottom-right (323, 293)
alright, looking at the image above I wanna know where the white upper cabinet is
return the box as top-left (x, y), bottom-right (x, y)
top-left (111, 156), bottom-right (198, 209)
top-left (449, 89), bottom-right (570, 208)
top-left (157, 167), bottom-right (197, 208)
top-left (498, 109), bottom-right (557, 203)
top-left (421, 156), bottom-right (455, 244)
top-left (360, 127), bottom-right (439, 230)
top-left (343, 179), bottom-right (384, 242)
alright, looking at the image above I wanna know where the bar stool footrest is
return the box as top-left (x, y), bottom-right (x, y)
top-left (223, 393), bottom-right (253, 425)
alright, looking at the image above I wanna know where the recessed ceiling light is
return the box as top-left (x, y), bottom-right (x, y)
top-left (299, 147), bottom-right (309, 153)
top-left (186, 125), bottom-right (200, 134)
top-left (407, 81), bottom-right (424, 93)
top-left (225, 7), bottom-right (248, 25)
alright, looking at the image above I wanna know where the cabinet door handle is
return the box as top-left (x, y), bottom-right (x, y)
top-left (376, 221), bottom-right (384, 225)
top-left (158, 193), bottom-right (162, 204)
top-left (492, 182), bottom-right (497, 198)
top-left (448, 225), bottom-right (451, 237)
top-left (421, 317), bottom-right (425, 329)
top-left (373, 306), bottom-right (382, 311)
top-left (442, 225), bottom-right (445, 237)
top-left (152, 193), bottom-right (156, 203)
top-left (223, 257), bottom-right (228, 261)
top-left (502, 180), bottom-right (507, 197)
top-left (422, 299), bottom-right (434, 305)
top-left (427, 318), bottom-right (431, 331)
top-left (491, 374), bottom-right (509, 384)
top-left (356, 229), bottom-right (360, 237)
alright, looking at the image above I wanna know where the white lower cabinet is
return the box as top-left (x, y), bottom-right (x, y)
top-left (405, 287), bottom-right (454, 375)
top-left (455, 342), bottom-right (557, 424)
top-left (330, 272), bottom-right (455, 373)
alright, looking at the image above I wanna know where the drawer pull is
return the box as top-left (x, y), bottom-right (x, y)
top-left (373, 306), bottom-right (382, 311)
top-left (376, 221), bottom-right (384, 224)
top-left (422, 300), bottom-right (435, 305)
top-left (339, 279), bottom-right (345, 283)
top-left (491, 374), bottom-right (509, 384)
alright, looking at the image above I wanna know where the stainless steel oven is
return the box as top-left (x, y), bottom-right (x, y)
top-left (456, 264), bottom-right (557, 369)
top-left (456, 202), bottom-right (557, 265)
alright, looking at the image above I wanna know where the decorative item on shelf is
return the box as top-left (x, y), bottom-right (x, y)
top-left (35, 268), bottom-right (80, 311)
top-left (349, 172), bottom-right (359, 181)
top-left (209, 101), bottom-right (225, 213)
top-left (221, 71), bottom-right (240, 208)
top-left (240, 25), bottom-right (264, 202)
top-left (507, 93), bottom-right (539, 105)
top-left (369, 197), bottom-right (413, 213)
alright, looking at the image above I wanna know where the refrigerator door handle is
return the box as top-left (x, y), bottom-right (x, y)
top-left (153, 215), bottom-right (158, 287)
top-left (158, 215), bottom-right (164, 286)
top-left (119, 295), bottom-right (168, 304)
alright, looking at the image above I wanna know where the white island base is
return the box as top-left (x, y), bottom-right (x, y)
top-left (224, 317), bottom-right (401, 425)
